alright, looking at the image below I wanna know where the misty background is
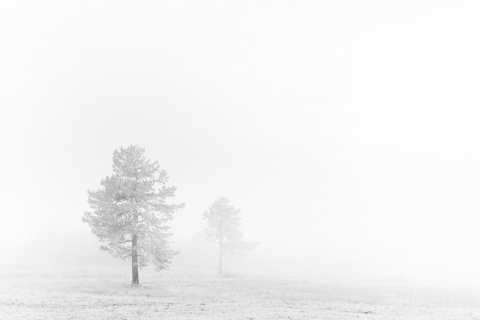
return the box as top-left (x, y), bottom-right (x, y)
top-left (1, 1), bottom-right (480, 283)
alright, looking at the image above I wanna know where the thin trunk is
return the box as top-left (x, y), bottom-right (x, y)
top-left (132, 234), bottom-right (139, 285)
top-left (219, 239), bottom-right (223, 275)
top-left (219, 216), bottom-right (224, 275)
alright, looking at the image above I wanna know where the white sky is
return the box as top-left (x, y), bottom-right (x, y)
top-left (1, 0), bottom-right (480, 282)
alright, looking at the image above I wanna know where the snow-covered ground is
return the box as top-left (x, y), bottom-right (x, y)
top-left (1, 265), bottom-right (480, 319)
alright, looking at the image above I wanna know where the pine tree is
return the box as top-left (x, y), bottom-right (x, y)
top-left (83, 145), bottom-right (184, 284)
top-left (203, 197), bottom-right (257, 275)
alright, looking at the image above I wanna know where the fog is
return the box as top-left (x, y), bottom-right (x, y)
top-left (1, 0), bottom-right (480, 284)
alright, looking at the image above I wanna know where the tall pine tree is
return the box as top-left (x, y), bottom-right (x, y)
top-left (83, 145), bottom-right (184, 284)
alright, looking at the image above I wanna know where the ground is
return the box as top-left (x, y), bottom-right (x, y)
top-left (1, 265), bottom-right (480, 319)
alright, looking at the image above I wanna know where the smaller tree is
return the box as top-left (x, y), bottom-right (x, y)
top-left (203, 197), bottom-right (258, 275)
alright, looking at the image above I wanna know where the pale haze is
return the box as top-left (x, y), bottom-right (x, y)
top-left (1, 0), bottom-right (480, 284)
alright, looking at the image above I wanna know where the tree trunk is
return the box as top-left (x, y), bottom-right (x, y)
top-left (219, 240), bottom-right (223, 275)
top-left (132, 234), bottom-right (139, 285)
